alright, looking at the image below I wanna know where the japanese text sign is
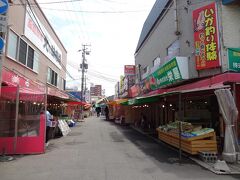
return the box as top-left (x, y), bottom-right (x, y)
top-left (193, 3), bottom-right (220, 70)
top-left (149, 57), bottom-right (182, 90)
top-left (124, 65), bottom-right (135, 76)
top-left (228, 48), bottom-right (240, 72)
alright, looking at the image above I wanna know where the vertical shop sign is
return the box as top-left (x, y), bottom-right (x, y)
top-left (124, 65), bottom-right (135, 76)
top-left (228, 48), bottom-right (240, 72)
top-left (193, 2), bottom-right (220, 70)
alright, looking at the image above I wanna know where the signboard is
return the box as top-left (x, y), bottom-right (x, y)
top-left (0, 37), bottom-right (4, 51)
top-left (193, 3), bottom-right (220, 70)
top-left (149, 57), bottom-right (182, 90)
top-left (228, 48), bottom-right (240, 72)
top-left (222, 0), bottom-right (237, 5)
top-left (0, 0), bottom-right (8, 14)
top-left (124, 65), bottom-right (135, 76)
top-left (68, 91), bottom-right (81, 100)
top-left (2, 68), bottom-right (45, 92)
top-left (24, 6), bottom-right (62, 69)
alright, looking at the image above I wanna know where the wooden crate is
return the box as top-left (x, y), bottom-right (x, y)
top-left (156, 128), bottom-right (217, 155)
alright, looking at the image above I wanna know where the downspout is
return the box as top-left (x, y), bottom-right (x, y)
top-left (174, 0), bottom-right (180, 36)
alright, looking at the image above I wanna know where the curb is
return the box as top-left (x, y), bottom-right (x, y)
top-left (130, 125), bottom-right (240, 175)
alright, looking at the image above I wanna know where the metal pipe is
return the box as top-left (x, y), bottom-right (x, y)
top-left (178, 92), bottom-right (182, 164)
top-left (13, 85), bottom-right (20, 154)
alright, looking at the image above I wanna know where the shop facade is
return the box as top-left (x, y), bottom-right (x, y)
top-left (0, 0), bottom-right (68, 154)
top-left (127, 0), bottom-right (240, 158)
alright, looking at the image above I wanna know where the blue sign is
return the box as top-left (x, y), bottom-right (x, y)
top-left (0, 37), bottom-right (4, 51)
top-left (0, 0), bottom-right (8, 14)
top-left (222, 0), bottom-right (237, 4)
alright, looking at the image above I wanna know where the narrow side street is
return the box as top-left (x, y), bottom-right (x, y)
top-left (1, 116), bottom-right (239, 180)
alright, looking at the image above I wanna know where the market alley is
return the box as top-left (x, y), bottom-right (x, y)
top-left (0, 116), bottom-right (239, 180)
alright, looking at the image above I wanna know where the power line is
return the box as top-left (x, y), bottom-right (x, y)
top-left (12, 0), bottom-right (83, 6)
top-left (24, 0), bottom-right (75, 80)
top-left (40, 7), bottom-right (148, 13)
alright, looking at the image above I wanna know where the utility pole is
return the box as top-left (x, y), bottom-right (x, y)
top-left (79, 44), bottom-right (90, 118)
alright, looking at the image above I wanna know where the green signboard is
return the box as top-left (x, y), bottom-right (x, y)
top-left (228, 48), bottom-right (240, 72)
top-left (149, 57), bottom-right (182, 90)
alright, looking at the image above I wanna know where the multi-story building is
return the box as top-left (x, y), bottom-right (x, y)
top-left (0, 0), bottom-right (69, 154)
top-left (90, 85), bottom-right (102, 96)
top-left (127, 0), bottom-right (240, 159)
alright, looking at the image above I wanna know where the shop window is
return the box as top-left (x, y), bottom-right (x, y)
top-left (7, 30), bottom-right (18, 59)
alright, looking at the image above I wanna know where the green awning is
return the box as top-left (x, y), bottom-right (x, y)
top-left (121, 91), bottom-right (179, 106)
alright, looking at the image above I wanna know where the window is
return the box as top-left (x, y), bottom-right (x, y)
top-left (7, 30), bottom-right (18, 59)
top-left (27, 46), bottom-right (34, 69)
top-left (47, 67), bottom-right (58, 86)
top-left (7, 30), bottom-right (39, 73)
top-left (143, 66), bottom-right (149, 74)
top-left (167, 40), bottom-right (180, 57)
top-left (153, 57), bottom-right (161, 67)
top-left (63, 79), bottom-right (66, 90)
top-left (33, 52), bottom-right (39, 72)
top-left (19, 39), bottom-right (27, 65)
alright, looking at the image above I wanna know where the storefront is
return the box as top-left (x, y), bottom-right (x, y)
top-left (0, 68), bottom-right (46, 154)
top-left (123, 72), bottom-right (240, 155)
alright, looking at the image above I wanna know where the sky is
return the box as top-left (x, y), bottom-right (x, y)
top-left (37, 0), bottom-right (156, 96)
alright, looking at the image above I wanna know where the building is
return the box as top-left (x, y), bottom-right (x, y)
top-left (123, 0), bottom-right (240, 159)
top-left (0, 0), bottom-right (69, 154)
top-left (90, 85), bottom-right (102, 96)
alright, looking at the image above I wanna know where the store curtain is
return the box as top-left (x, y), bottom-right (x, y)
top-left (215, 89), bottom-right (240, 163)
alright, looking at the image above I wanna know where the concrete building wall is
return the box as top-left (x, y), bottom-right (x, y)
top-left (135, 0), bottom-right (240, 82)
top-left (220, 3), bottom-right (240, 72)
top-left (4, 0), bottom-right (67, 89)
top-left (135, 2), bottom-right (176, 75)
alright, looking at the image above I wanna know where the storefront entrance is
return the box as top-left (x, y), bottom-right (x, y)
top-left (0, 69), bottom-right (46, 155)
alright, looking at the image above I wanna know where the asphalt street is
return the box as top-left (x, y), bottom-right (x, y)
top-left (1, 116), bottom-right (240, 180)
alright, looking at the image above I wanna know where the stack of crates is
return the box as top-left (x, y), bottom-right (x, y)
top-left (199, 151), bottom-right (218, 163)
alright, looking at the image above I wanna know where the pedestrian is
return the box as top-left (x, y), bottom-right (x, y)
top-left (104, 105), bottom-right (109, 121)
top-left (45, 108), bottom-right (53, 146)
top-left (96, 106), bottom-right (101, 117)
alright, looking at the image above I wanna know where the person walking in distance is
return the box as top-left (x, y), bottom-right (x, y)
top-left (104, 105), bottom-right (109, 121)
top-left (96, 106), bottom-right (101, 117)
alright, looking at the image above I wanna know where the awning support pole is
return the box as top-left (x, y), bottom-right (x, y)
top-left (178, 92), bottom-right (182, 165)
top-left (13, 85), bottom-right (20, 154)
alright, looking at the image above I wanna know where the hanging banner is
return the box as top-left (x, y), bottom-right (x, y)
top-left (193, 2), bottom-right (220, 70)
top-left (228, 48), bottom-right (240, 72)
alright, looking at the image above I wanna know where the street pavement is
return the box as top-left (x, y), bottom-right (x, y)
top-left (1, 116), bottom-right (240, 180)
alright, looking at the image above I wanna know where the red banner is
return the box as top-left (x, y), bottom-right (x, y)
top-left (193, 2), bottom-right (220, 70)
top-left (2, 68), bottom-right (45, 93)
top-left (124, 65), bottom-right (135, 76)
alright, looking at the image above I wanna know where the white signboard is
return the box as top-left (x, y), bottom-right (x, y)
top-left (24, 6), bottom-right (62, 69)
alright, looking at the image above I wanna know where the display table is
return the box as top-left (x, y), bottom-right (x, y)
top-left (156, 128), bottom-right (217, 155)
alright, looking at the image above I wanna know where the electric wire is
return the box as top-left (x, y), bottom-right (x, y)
top-left (23, 0), bottom-right (75, 80)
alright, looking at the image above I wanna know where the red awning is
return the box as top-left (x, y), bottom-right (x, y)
top-left (47, 86), bottom-right (69, 99)
top-left (67, 101), bottom-right (87, 105)
top-left (142, 72), bottom-right (239, 97)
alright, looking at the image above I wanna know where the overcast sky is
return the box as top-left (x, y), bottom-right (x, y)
top-left (37, 0), bottom-right (156, 96)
